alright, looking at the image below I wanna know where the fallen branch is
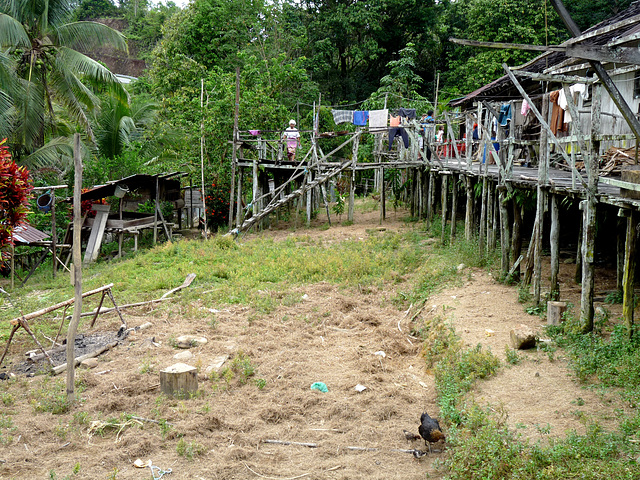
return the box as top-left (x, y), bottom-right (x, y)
top-left (53, 341), bottom-right (118, 375)
top-left (130, 416), bottom-right (174, 427)
top-left (262, 440), bottom-right (317, 448)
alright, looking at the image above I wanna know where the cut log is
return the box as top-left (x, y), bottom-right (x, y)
top-left (621, 167), bottom-right (640, 199)
top-left (510, 325), bottom-right (537, 350)
top-left (547, 301), bottom-right (568, 326)
top-left (160, 363), bottom-right (198, 398)
top-left (53, 341), bottom-right (118, 375)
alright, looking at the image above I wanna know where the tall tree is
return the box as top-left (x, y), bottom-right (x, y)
top-left (0, 0), bottom-right (128, 162)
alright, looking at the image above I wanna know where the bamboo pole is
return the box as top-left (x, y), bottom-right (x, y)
top-left (550, 194), bottom-right (560, 300)
top-left (511, 200), bottom-right (523, 281)
top-left (228, 67), bottom-right (240, 230)
top-left (66, 133), bottom-right (83, 402)
top-left (622, 210), bottom-right (637, 337)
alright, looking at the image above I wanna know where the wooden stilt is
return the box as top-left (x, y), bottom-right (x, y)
top-left (575, 215), bottom-right (583, 284)
top-left (465, 176), bottom-right (473, 242)
top-left (380, 167), bottom-right (386, 224)
top-left (617, 217), bottom-right (625, 293)
top-left (479, 176), bottom-right (487, 254)
top-left (236, 168), bottom-right (243, 229)
top-left (441, 174), bottom-right (448, 245)
top-left (511, 201), bottom-right (523, 280)
top-left (450, 174), bottom-right (458, 240)
top-left (623, 210), bottom-right (637, 337)
top-left (499, 186), bottom-right (510, 278)
top-left (533, 93), bottom-right (550, 306)
top-left (581, 83), bottom-right (602, 333)
top-left (427, 171), bottom-right (435, 227)
top-left (550, 194), bottom-right (560, 300)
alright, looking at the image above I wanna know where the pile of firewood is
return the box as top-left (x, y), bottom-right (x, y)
top-left (599, 146), bottom-right (638, 176)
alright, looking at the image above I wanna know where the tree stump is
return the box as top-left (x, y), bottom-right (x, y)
top-left (160, 363), bottom-right (198, 398)
top-left (510, 325), bottom-right (536, 350)
top-left (547, 301), bottom-right (567, 326)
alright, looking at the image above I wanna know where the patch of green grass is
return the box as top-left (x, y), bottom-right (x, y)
top-left (176, 438), bottom-right (205, 460)
top-left (505, 346), bottom-right (521, 365)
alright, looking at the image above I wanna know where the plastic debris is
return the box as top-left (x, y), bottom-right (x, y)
top-left (134, 459), bottom-right (152, 468)
top-left (373, 351), bottom-right (386, 358)
top-left (310, 382), bottom-right (328, 392)
top-left (354, 384), bottom-right (366, 392)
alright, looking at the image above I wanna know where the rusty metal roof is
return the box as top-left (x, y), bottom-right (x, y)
top-left (12, 224), bottom-right (49, 244)
top-left (450, 1), bottom-right (640, 108)
top-left (78, 172), bottom-right (187, 202)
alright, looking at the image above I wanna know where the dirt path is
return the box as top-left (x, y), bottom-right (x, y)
top-left (0, 208), bottom-right (627, 479)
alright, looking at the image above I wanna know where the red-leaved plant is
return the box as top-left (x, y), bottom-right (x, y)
top-left (0, 138), bottom-right (34, 249)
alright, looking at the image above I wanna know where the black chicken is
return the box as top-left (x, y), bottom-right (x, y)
top-left (418, 412), bottom-right (445, 453)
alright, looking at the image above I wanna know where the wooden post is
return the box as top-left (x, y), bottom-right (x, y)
top-left (51, 194), bottom-right (57, 277)
top-left (160, 363), bottom-right (198, 398)
top-left (486, 183), bottom-right (494, 252)
top-left (228, 67), bottom-right (240, 230)
top-left (441, 174), bottom-right (448, 244)
top-left (575, 214), bottom-right (583, 284)
top-left (66, 134), bottom-right (83, 402)
top-left (465, 176), bottom-right (473, 241)
top-left (348, 129), bottom-right (360, 222)
top-left (200, 79), bottom-right (208, 239)
top-left (533, 93), bottom-right (550, 305)
top-left (427, 171), bottom-right (435, 227)
top-left (235, 168), bottom-right (243, 228)
top-left (379, 167), bottom-right (385, 224)
top-left (499, 186), bottom-right (510, 278)
top-left (252, 158), bottom-right (259, 224)
top-left (153, 176), bottom-right (159, 244)
top-left (550, 194), bottom-right (560, 300)
top-left (479, 175), bottom-right (487, 254)
top-left (623, 210), bottom-right (637, 336)
top-left (450, 174), bottom-right (458, 240)
top-left (617, 217), bottom-right (625, 293)
top-left (581, 83), bottom-right (601, 333)
top-left (547, 301), bottom-right (567, 326)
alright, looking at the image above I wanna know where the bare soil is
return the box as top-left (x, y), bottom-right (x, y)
top-left (0, 208), bottom-right (629, 479)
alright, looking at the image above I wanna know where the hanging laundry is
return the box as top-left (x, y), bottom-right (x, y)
top-left (520, 100), bottom-right (531, 117)
top-left (368, 109), bottom-right (388, 130)
top-left (498, 104), bottom-right (512, 126)
top-left (562, 84), bottom-right (587, 123)
top-left (353, 110), bottom-right (369, 126)
top-left (388, 128), bottom-right (410, 151)
top-left (332, 110), bottom-right (354, 125)
top-left (398, 108), bottom-right (417, 119)
top-left (549, 90), bottom-right (566, 135)
top-left (390, 115), bottom-right (401, 127)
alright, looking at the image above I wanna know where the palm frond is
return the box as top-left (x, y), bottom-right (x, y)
top-left (21, 135), bottom-right (92, 175)
top-left (11, 77), bottom-right (45, 151)
top-left (0, 13), bottom-right (30, 49)
top-left (54, 21), bottom-right (128, 53)
top-left (49, 58), bottom-right (96, 141)
top-left (57, 46), bottom-right (128, 103)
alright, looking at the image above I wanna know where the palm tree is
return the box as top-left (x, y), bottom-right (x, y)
top-left (0, 0), bottom-right (129, 164)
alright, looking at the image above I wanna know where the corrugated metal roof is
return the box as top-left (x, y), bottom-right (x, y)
top-left (450, 1), bottom-right (640, 108)
top-left (12, 224), bottom-right (49, 244)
